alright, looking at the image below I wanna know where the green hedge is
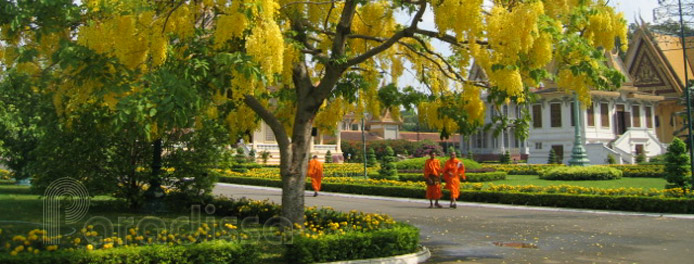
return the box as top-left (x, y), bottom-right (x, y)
top-left (218, 176), bottom-right (694, 214)
top-left (395, 157), bottom-right (481, 171)
top-left (0, 241), bottom-right (259, 264)
top-left (284, 225), bottom-right (419, 264)
top-left (481, 164), bottom-right (559, 175)
top-left (604, 165), bottom-right (665, 178)
top-left (397, 172), bottom-right (507, 182)
top-left (540, 166), bottom-right (622, 180)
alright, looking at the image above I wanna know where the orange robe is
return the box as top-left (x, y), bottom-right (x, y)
top-left (424, 158), bottom-right (442, 200)
top-left (308, 159), bottom-right (323, 192)
top-left (443, 158), bottom-right (466, 199)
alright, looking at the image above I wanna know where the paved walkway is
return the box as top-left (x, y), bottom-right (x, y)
top-left (213, 183), bottom-right (694, 263)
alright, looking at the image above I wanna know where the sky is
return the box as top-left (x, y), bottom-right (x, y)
top-left (612, 0), bottom-right (660, 24)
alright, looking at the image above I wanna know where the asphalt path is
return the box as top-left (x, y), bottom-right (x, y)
top-left (213, 183), bottom-right (694, 264)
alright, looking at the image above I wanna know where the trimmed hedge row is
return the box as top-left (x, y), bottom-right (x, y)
top-left (285, 225), bottom-right (419, 264)
top-left (540, 166), bottom-right (622, 181)
top-left (0, 241), bottom-right (259, 264)
top-left (395, 157), bottom-right (481, 171)
top-left (604, 165), bottom-right (665, 178)
top-left (484, 164), bottom-right (665, 178)
top-left (397, 172), bottom-right (507, 182)
top-left (218, 176), bottom-right (694, 214)
top-left (481, 164), bottom-right (559, 175)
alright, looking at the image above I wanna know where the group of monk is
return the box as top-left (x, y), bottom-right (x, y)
top-left (307, 151), bottom-right (466, 209)
top-left (424, 151), bottom-right (466, 208)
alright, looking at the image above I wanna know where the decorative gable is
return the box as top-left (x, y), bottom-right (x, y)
top-left (629, 41), bottom-right (679, 96)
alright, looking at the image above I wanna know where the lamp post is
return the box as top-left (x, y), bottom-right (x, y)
top-left (568, 94), bottom-right (590, 166)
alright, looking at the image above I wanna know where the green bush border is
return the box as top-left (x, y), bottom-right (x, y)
top-left (0, 241), bottom-right (259, 264)
top-left (397, 172), bottom-right (507, 182)
top-left (284, 224), bottom-right (419, 264)
top-left (218, 176), bottom-right (694, 214)
top-left (540, 166), bottom-right (622, 181)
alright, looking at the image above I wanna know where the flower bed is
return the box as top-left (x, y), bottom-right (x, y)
top-left (0, 194), bottom-right (419, 264)
top-left (398, 172), bottom-right (507, 182)
top-left (0, 169), bottom-right (12, 181)
top-left (482, 164), bottom-right (560, 175)
top-left (395, 157), bottom-right (481, 171)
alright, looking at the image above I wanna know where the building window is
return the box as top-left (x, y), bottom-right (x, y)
top-left (351, 124), bottom-right (359, 131)
top-left (535, 142), bottom-right (542, 150)
top-left (532, 104), bottom-right (542, 128)
top-left (587, 103), bottom-right (595, 126)
top-left (600, 103), bottom-right (609, 127)
top-left (503, 105), bottom-right (508, 116)
top-left (550, 103), bottom-right (562, 127)
top-left (645, 106), bottom-right (653, 128)
top-left (632, 105), bottom-right (641, 127)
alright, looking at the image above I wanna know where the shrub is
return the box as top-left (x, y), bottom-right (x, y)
top-left (412, 140), bottom-right (444, 157)
top-left (664, 138), bottom-right (691, 189)
top-left (540, 166), bottom-right (622, 181)
top-left (482, 164), bottom-right (559, 175)
top-left (606, 154), bottom-right (617, 164)
top-left (217, 175), bottom-right (694, 214)
top-left (398, 172), bottom-right (507, 182)
top-left (260, 151), bottom-right (271, 164)
top-left (341, 139), bottom-right (420, 163)
top-left (325, 150), bottom-right (333, 164)
top-left (0, 169), bottom-right (11, 181)
top-left (395, 157), bottom-right (481, 171)
top-left (284, 225), bottom-right (419, 264)
top-left (605, 165), bottom-right (664, 178)
top-left (0, 241), bottom-right (260, 264)
top-left (635, 153), bottom-right (646, 164)
top-left (548, 149), bottom-right (560, 164)
top-left (500, 151), bottom-right (511, 164)
top-left (248, 149), bottom-right (256, 163)
top-left (377, 147), bottom-right (398, 180)
top-left (367, 148), bottom-right (378, 167)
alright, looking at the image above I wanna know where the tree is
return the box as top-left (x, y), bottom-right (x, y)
top-left (367, 148), bottom-right (377, 168)
top-left (377, 146), bottom-right (398, 180)
top-left (499, 150), bottom-right (511, 164)
top-left (665, 138), bottom-right (691, 189)
top-left (2, 0), bottom-right (627, 224)
top-left (260, 151), bottom-right (272, 165)
top-left (548, 149), bottom-right (558, 165)
top-left (325, 150), bottom-right (333, 164)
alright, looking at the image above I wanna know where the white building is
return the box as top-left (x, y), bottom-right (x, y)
top-left (467, 52), bottom-right (668, 164)
top-left (248, 121), bottom-right (342, 165)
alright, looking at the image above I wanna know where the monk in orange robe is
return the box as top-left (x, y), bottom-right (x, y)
top-left (424, 152), bottom-right (443, 208)
top-left (307, 155), bottom-right (323, 197)
top-left (443, 152), bottom-right (466, 208)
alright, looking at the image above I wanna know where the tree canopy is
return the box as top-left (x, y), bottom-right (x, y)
top-left (1, 0), bottom-right (628, 224)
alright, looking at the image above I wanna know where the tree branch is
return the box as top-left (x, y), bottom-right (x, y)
top-left (413, 29), bottom-right (489, 48)
top-left (344, 0), bottom-right (427, 67)
top-left (243, 95), bottom-right (291, 152)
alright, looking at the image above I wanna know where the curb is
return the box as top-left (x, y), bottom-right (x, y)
top-left (320, 246), bottom-right (431, 264)
top-left (215, 182), bottom-right (694, 219)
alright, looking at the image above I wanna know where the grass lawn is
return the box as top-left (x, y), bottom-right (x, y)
top-left (484, 175), bottom-right (668, 189)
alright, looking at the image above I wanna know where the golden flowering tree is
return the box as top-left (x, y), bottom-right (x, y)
top-left (1, 0), bottom-right (626, 224)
